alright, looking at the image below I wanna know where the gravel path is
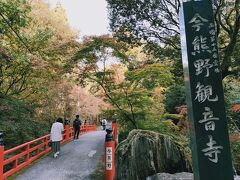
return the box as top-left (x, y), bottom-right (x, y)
top-left (15, 130), bottom-right (106, 180)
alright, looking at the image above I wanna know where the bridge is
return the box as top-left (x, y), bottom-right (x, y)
top-left (0, 124), bottom-right (117, 180)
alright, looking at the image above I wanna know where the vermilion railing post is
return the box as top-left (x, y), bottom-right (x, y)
top-left (83, 125), bottom-right (86, 133)
top-left (112, 123), bottom-right (118, 142)
top-left (0, 133), bottom-right (4, 180)
top-left (64, 125), bottom-right (70, 141)
top-left (0, 147), bottom-right (3, 179)
top-left (79, 126), bottom-right (82, 135)
top-left (70, 127), bottom-right (73, 139)
top-left (25, 144), bottom-right (30, 163)
top-left (83, 125), bottom-right (85, 133)
top-left (104, 129), bottom-right (115, 180)
top-left (44, 137), bottom-right (48, 152)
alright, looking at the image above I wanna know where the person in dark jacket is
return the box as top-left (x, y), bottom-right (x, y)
top-left (73, 115), bottom-right (82, 139)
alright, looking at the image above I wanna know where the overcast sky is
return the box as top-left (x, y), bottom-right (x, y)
top-left (46, 0), bottom-right (111, 38)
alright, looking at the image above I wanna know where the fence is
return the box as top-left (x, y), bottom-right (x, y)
top-left (0, 124), bottom-right (96, 180)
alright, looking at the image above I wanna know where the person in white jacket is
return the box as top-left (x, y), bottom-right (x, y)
top-left (50, 117), bottom-right (64, 158)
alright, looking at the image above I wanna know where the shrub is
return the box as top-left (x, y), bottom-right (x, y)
top-left (164, 85), bottom-right (186, 114)
top-left (231, 141), bottom-right (240, 174)
top-left (0, 96), bottom-right (49, 149)
top-left (138, 119), bottom-right (181, 138)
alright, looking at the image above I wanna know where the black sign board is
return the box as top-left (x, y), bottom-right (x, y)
top-left (179, 1), bottom-right (234, 179)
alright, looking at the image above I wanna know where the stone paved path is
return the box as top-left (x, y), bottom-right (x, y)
top-left (15, 130), bottom-right (106, 180)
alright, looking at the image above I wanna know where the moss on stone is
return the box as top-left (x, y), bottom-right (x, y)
top-left (115, 130), bottom-right (192, 180)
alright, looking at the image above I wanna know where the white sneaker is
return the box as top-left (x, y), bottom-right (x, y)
top-left (54, 153), bottom-right (58, 158)
top-left (56, 152), bottom-right (60, 156)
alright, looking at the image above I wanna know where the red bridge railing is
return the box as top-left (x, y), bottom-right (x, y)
top-left (0, 124), bottom-right (96, 180)
top-left (112, 123), bottom-right (118, 143)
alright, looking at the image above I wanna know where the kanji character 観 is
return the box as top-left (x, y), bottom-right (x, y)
top-left (195, 83), bottom-right (218, 103)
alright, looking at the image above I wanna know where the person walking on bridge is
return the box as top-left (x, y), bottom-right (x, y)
top-left (50, 117), bottom-right (64, 158)
top-left (101, 118), bottom-right (107, 130)
top-left (73, 115), bottom-right (82, 139)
